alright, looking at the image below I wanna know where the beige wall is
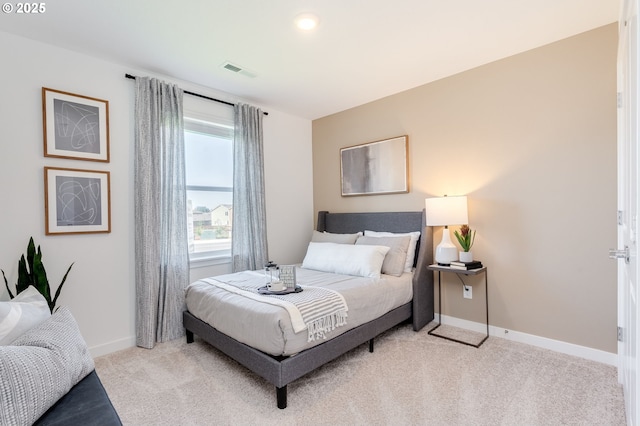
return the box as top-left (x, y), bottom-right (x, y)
top-left (312, 24), bottom-right (618, 353)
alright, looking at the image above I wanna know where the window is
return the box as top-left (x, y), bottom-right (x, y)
top-left (184, 116), bottom-right (233, 260)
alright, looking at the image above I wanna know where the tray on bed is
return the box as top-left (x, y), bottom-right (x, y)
top-left (257, 285), bottom-right (303, 295)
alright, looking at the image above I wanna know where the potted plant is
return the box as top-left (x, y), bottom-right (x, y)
top-left (2, 237), bottom-right (73, 313)
top-left (454, 224), bottom-right (476, 262)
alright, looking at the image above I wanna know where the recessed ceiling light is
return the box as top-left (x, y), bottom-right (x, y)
top-left (295, 13), bottom-right (319, 31)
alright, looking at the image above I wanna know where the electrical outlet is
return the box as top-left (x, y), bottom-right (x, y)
top-left (463, 285), bottom-right (472, 299)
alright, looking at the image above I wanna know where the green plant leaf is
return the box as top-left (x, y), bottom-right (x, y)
top-left (4, 237), bottom-right (73, 312)
top-left (51, 263), bottom-right (74, 313)
top-left (33, 247), bottom-right (52, 308)
top-left (454, 228), bottom-right (475, 251)
top-left (26, 237), bottom-right (35, 274)
top-left (454, 230), bottom-right (467, 250)
top-left (2, 270), bottom-right (15, 299)
top-left (16, 254), bottom-right (30, 293)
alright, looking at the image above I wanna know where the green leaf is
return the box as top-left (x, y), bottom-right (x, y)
top-left (26, 237), bottom-right (35, 274)
top-left (2, 270), bottom-right (14, 299)
top-left (51, 263), bottom-right (74, 313)
top-left (3, 237), bottom-right (72, 313)
top-left (16, 254), bottom-right (30, 293)
top-left (454, 227), bottom-right (475, 251)
top-left (33, 247), bottom-right (51, 307)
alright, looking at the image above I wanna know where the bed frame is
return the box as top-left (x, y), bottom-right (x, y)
top-left (183, 210), bottom-right (434, 409)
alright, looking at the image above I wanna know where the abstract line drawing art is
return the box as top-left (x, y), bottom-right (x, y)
top-left (53, 99), bottom-right (100, 154)
top-left (45, 167), bottom-right (111, 235)
top-left (43, 88), bottom-right (110, 162)
top-left (55, 175), bottom-right (102, 226)
top-left (340, 135), bottom-right (409, 196)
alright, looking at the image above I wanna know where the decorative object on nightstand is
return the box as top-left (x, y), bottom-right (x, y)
top-left (454, 224), bottom-right (476, 262)
top-left (425, 195), bottom-right (468, 265)
top-left (449, 260), bottom-right (483, 270)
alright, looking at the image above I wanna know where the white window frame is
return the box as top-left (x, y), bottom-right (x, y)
top-left (184, 113), bottom-right (234, 265)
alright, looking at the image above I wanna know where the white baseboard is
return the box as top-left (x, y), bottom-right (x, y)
top-left (89, 336), bottom-right (136, 358)
top-left (88, 320), bottom-right (618, 366)
top-left (438, 314), bottom-right (618, 366)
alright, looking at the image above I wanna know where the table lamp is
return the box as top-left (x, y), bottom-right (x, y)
top-left (425, 195), bottom-right (468, 265)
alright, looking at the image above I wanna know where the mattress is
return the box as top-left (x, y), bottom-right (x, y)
top-left (185, 267), bottom-right (413, 356)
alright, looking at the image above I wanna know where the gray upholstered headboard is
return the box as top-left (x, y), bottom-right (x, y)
top-left (315, 210), bottom-right (434, 331)
top-left (317, 210), bottom-right (423, 234)
top-left (317, 210), bottom-right (423, 267)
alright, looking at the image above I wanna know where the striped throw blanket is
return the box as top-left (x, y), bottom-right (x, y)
top-left (201, 271), bottom-right (348, 341)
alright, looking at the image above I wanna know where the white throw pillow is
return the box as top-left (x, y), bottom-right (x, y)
top-left (0, 306), bottom-right (94, 426)
top-left (311, 230), bottom-right (362, 244)
top-left (0, 286), bottom-right (50, 345)
top-left (356, 235), bottom-right (411, 277)
top-left (301, 242), bottom-right (390, 278)
top-left (364, 230), bottom-right (421, 272)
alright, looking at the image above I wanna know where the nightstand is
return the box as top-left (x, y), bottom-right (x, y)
top-left (427, 264), bottom-right (489, 348)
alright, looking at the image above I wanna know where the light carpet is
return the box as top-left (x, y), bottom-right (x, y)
top-left (95, 322), bottom-right (626, 425)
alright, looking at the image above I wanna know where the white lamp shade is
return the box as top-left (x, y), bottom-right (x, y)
top-left (425, 196), bottom-right (468, 226)
top-left (425, 195), bottom-right (469, 264)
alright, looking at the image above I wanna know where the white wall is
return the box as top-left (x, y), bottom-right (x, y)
top-left (0, 31), bottom-right (314, 356)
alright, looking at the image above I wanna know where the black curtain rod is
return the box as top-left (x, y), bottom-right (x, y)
top-left (125, 73), bottom-right (268, 115)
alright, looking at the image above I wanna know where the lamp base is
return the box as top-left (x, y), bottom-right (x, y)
top-left (435, 228), bottom-right (458, 265)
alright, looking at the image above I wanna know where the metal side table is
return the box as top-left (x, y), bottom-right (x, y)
top-left (427, 264), bottom-right (489, 348)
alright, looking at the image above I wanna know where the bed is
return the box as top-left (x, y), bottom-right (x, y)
top-left (183, 210), bottom-right (434, 409)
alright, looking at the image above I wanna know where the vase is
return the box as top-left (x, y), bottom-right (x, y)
top-left (459, 251), bottom-right (473, 262)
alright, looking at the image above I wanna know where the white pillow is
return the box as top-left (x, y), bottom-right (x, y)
top-left (355, 235), bottom-right (411, 277)
top-left (301, 242), bottom-right (390, 278)
top-left (0, 286), bottom-right (50, 345)
top-left (364, 230), bottom-right (421, 272)
top-left (311, 230), bottom-right (362, 244)
top-left (0, 306), bottom-right (94, 426)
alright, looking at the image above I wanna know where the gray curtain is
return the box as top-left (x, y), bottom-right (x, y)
top-left (232, 103), bottom-right (268, 272)
top-left (134, 77), bottom-right (189, 349)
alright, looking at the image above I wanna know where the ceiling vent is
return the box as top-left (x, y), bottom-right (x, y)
top-left (221, 61), bottom-right (257, 78)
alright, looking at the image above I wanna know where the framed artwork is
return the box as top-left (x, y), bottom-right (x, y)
top-left (42, 87), bottom-right (110, 162)
top-left (340, 135), bottom-right (409, 196)
top-left (44, 167), bottom-right (111, 235)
